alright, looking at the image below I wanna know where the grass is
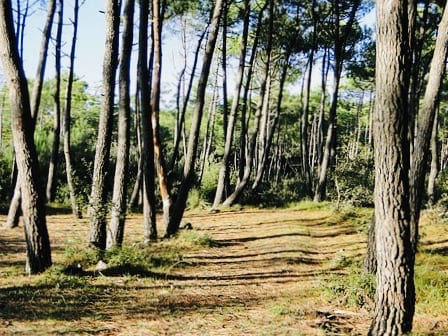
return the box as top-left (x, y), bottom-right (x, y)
top-left (0, 204), bottom-right (447, 335)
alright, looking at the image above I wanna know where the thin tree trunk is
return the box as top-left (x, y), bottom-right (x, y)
top-left (129, 85), bottom-right (142, 209)
top-left (88, 0), bottom-right (121, 249)
top-left (238, 1), bottom-right (267, 183)
top-left (223, 0), bottom-right (273, 207)
top-left (107, 0), bottom-right (135, 249)
top-left (151, 0), bottom-right (175, 230)
top-left (427, 108), bottom-right (439, 206)
top-left (63, 0), bottom-right (81, 219)
top-left (165, 0), bottom-right (224, 236)
top-left (409, 2), bottom-right (448, 253)
top-left (363, 214), bottom-right (376, 273)
top-left (252, 57), bottom-right (289, 190)
top-left (46, 0), bottom-right (63, 202)
top-left (369, 0), bottom-right (415, 333)
top-left (0, 0), bottom-right (52, 274)
top-left (170, 27), bottom-right (208, 172)
top-left (139, 0), bottom-right (157, 241)
top-left (212, 0), bottom-right (250, 208)
top-left (314, 0), bottom-right (360, 202)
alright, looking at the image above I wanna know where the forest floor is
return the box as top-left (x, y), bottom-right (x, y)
top-left (0, 202), bottom-right (448, 335)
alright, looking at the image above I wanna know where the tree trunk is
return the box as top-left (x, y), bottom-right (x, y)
top-left (212, 0), bottom-right (250, 209)
top-left (238, 2), bottom-right (267, 183)
top-left (129, 85), bottom-right (143, 209)
top-left (363, 214), bottom-right (376, 274)
top-left (169, 27), bottom-right (208, 172)
top-left (409, 2), bottom-right (448, 253)
top-left (252, 57), bottom-right (289, 190)
top-left (46, 0), bottom-right (63, 202)
top-left (88, 0), bottom-right (121, 249)
top-left (63, 0), bottom-right (82, 219)
top-left (369, 0), bottom-right (415, 333)
top-left (139, 0), bottom-right (157, 241)
top-left (165, 0), bottom-right (224, 236)
top-left (107, 0), bottom-right (135, 249)
top-left (223, 0), bottom-right (273, 207)
top-left (427, 109), bottom-right (439, 206)
top-left (0, 0), bottom-right (52, 274)
top-left (314, 0), bottom-right (360, 202)
top-left (4, 0), bottom-right (55, 229)
top-left (151, 0), bottom-right (175, 230)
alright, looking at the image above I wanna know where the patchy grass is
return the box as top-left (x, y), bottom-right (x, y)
top-left (0, 205), bottom-right (447, 335)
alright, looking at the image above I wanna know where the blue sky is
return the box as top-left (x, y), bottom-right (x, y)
top-left (18, 1), bottom-right (375, 105)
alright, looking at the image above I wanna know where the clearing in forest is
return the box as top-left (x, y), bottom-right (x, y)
top-left (0, 203), bottom-right (447, 335)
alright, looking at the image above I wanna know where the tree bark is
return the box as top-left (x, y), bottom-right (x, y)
top-left (88, 0), bottom-right (121, 249)
top-left (409, 2), bottom-right (448, 253)
top-left (363, 214), bottom-right (376, 274)
top-left (212, 0), bottom-right (250, 209)
top-left (63, 0), bottom-right (82, 219)
top-left (0, 0), bottom-right (52, 274)
top-left (139, 0), bottom-right (157, 241)
top-left (369, 0), bottom-right (415, 333)
top-left (427, 108), bottom-right (439, 206)
top-left (4, 0), bottom-right (55, 229)
top-left (165, 0), bottom-right (224, 236)
top-left (46, 0), bottom-right (63, 202)
top-left (107, 0), bottom-right (135, 249)
top-left (151, 0), bottom-right (175, 230)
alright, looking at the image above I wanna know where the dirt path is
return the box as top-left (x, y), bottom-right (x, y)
top-left (0, 206), bottom-right (446, 335)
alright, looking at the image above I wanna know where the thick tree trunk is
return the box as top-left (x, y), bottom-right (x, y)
top-left (409, 3), bottom-right (448, 253)
top-left (0, 0), bottom-right (52, 274)
top-left (369, 0), bottom-right (415, 333)
top-left (63, 0), bottom-right (81, 219)
top-left (139, 0), bottom-right (157, 241)
top-left (88, 0), bottom-right (121, 249)
top-left (46, 0), bottom-right (63, 202)
top-left (212, 0), bottom-right (250, 209)
top-left (165, 0), bottom-right (224, 236)
top-left (4, 0), bottom-right (55, 229)
top-left (107, 0), bottom-right (135, 249)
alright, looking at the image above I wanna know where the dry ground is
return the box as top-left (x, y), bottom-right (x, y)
top-left (0, 204), bottom-right (447, 335)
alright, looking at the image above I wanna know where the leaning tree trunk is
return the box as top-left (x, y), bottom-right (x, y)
top-left (46, 0), bottom-right (63, 202)
top-left (107, 0), bottom-right (135, 248)
top-left (369, 0), bottom-right (415, 334)
top-left (88, 0), bottom-right (121, 249)
top-left (165, 0), bottom-right (224, 237)
top-left (63, 0), bottom-right (81, 219)
top-left (409, 2), bottom-right (448, 253)
top-left (4, 0), bottom-right (55, 229)
top-left (0, 0), bottom-right (52, 274)
top-left (212, 0), bottom-right (250, 209)
top-left (139, 0), bottom-right (157, 241)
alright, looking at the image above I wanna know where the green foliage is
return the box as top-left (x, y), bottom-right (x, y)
top-left (324, 264), bottom-right (375, 309)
